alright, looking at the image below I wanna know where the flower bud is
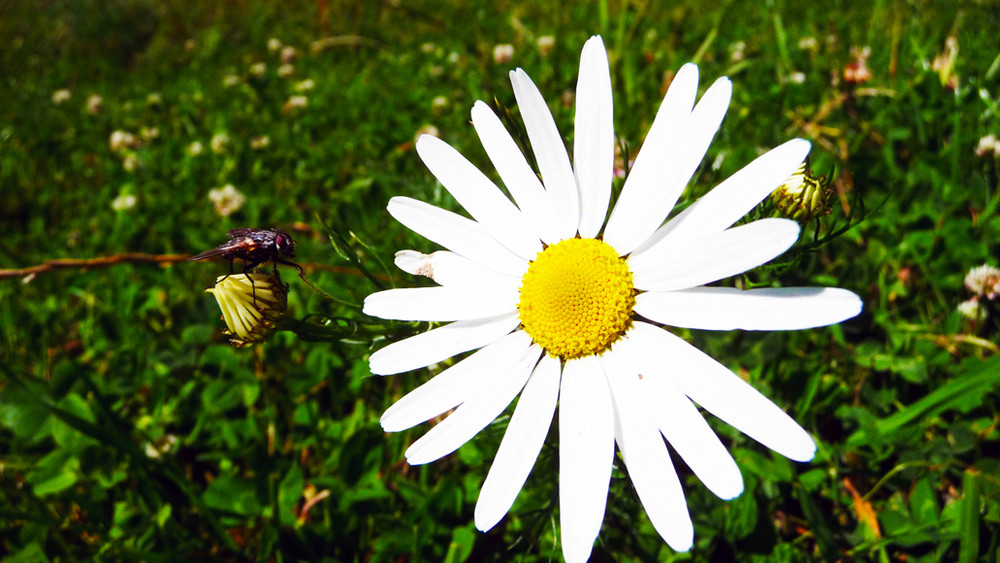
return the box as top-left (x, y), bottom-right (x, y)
top-left (770, 163), bottom-right (833, 222)
top-left (206, 273), bottom-right (287, 346)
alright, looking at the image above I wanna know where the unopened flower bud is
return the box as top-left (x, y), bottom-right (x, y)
top-left (206, 273), bottom-right (287, 346)
top-left (770, 163), bottom-right (833, 222)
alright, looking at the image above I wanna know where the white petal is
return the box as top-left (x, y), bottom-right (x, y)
top-left (635, 286), bottom-right (863, 331)
top-left (510, 68), bottom-right (579, 240)
top-left (387, 196), bottom-right (527, 277)
top-left (394, 250), bottom-right (520, 290)
top-left (363, 286), bottom-right (517, 322)
top-left (574, 36), bottom-right (614, 239)
top-left (472, 101), bottom-right (562, 245)
top-left (611, 331), bottom-right (743, 499)
top-left (629, 219), bottom-right (800, 291)
top-left (380, 330), bottom-right (533, 432)
top-left (650, 139), bottom-right (810, 245)
top-left (405, 343), bottom-right (543, 465)
top-left (558, 356), bottom-right (615, 563)
top-left (627, 322), bottom-right (815, 461)
top-left (602, 350), bottom-right (694, 551)
top-left (602, 63), bottom-right (698, 254)
top-left (369, 312), bottom-right (521, 375)
top-left (475, 355), bottom-right (561, 532)
top-left (416, 135), bottom-right (542, 260)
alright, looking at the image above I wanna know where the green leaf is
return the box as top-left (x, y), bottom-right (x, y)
top-left (847, 356), bottom-right (1000, 447)
top-left (203, 475), bottom-right (263, 517)
top-left (277, 464), bottom-right (304, 526)
top-left (959, 470), bottom-right (981, 563)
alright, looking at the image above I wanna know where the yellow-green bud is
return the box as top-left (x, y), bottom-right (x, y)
top-left (770, 163), bottom-right (834, 222)
top-left (206, 273), bottom-right (287, 347)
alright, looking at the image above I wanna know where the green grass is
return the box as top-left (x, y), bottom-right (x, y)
top-left (2, 0), bottom-right (999, 561)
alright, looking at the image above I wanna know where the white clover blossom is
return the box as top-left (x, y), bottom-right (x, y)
top-left (295, 78), bottom-right (315, 92)
top-left (86, 94), bottom-right (103, 115)
top-left (957, 298), bottom-right (986, 321)
top-left (267, 37), bottom-right (282, 52)
top-left (964, 264), bottom-right (1000, 299)
top-left (283, 95), bottom-right (308, 112)
top-left (51, 89), bottom-right (71, 104)
top-left (493, 43), bottom-right (515, 64)
top-left (208, 184), bottom-right (247, 217)
top-left (364, 36), bottom-right (862, 561)
top-left (249, 62), bottom-right (267, 77)
top-left (210, 133), bottom-right (231, 154)
top-left (187, 141), bottom-right (205, 157)
top-left (109, 130), bottom-right (138, 153)
top-left (111, 192), bottom-right (137, 212)
top-left (537, 35), bottom-right (556, 56)
top-left (250, 135), bottom-right (271, 150)
top-left (278, 64), bottom-right (295, 78)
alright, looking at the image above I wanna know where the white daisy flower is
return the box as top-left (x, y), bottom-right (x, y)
top-left (364, 36), bottom-right (862, 561)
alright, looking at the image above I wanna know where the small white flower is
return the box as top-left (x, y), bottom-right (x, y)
top-left (51, 89), bottom-right (71, 105)
top-left (187, 141), bottom-right (205, 157)
top-left (537, 35), bottom-right (555, 56)
top-left (431, 96), bottom-right (449, 112)
top-left (789, 71), bottom-right (806, 84)
top-left (283, 95), bottom-right (308, 112)
top-left (957, 298), bottom-right (986, 321)
top-left (86, 94), bottom-right (103, 115)
top-left (208, 184), bottom-right (247, 217)
top-left (267, 37), bottom-right (282, 52)
top-left (798, 36), bottom-right (819, 51)
top-left (365, 36), bottom-right (862, 562)
top-left (249, 62), bottom-right (267, 77)
top-left (250, 135), bottom-right (271, 150)
top-left (111, 192), bottom-right (137, 212)
top-left (965, 264), bottom-right (1000, 299)
top-left (146, 92), bottom-right (162, 106)
top-left (295, 78), bottom-right (315, 92)
top-left (109, 130), bottom-right (137, 153)
top-left (493, 43), bottom-right (514, 64)
top-left (729, 41), bottom-right (747, 63)
top-left (210, 133), bottom-right (231, 154)
top-left (140, 126), bottom-right (159, 141)
top-left (223, 74), bottom-right (242, 88)
top-left (975, 134), bottom-right (998, 157)
top-left (122, 153), bottom-right (141, 172)
top-left (278, 64), bottom-right (295, 78)
top-left (280, 45), bottom-right (297, 64)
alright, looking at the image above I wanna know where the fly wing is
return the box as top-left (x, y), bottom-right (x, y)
top-left (226, 228), bottom-right (255, 238)
top-left (188, 239), bottom-right (244, 261)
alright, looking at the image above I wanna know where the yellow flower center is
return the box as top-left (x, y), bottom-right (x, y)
top-left (518, 238), bottom-right (635, 360)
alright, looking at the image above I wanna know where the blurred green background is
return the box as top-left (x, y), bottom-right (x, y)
top-left (2, 0), bottom-right (1000, 561)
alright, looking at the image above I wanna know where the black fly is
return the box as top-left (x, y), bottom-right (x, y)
top-left (190, 228), bottom-right (330, 303)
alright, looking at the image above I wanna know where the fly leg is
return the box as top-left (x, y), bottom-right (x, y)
top-left (275, 257), bottom-right (332, 299)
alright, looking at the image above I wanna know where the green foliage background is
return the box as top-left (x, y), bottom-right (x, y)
top-left (2, 0), bottom-right (999, 561)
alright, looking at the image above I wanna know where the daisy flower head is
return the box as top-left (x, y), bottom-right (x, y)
top-left (364, 36), bottom-right (862, 561)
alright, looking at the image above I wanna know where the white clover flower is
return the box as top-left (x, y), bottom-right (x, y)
top-left (210, 132), bottom-right (231, 154)
top-left (278, 64), bottom-right (295, 78)
top-left (789, 71), bottom-right (806, 84)
top-left (109, 130), bottom-right (137, 153)
top-left (250, 135), bottom-right (271, 150)
top-left (111, 192), bottom-right (137, 212)
top-left (208, 184), bottom-right (246, 217)
top-left (267, 37), bottom-right (282, 52)
top-left (51, 89), bottom-right (71, 104)
top-left (537, 35), bottom-right (556, 57)
top-left (122, 153), bottom-right (141, 172)
top-left (140, 126), bottom-right (159, 141)
top-left (283, 95), bottom-right (308, 112)
top-left (957, 298), bottom-right (986, 321)
top-left (493, 43), bottom-right (514, 64)
top-left (295, 78), bottom-right (315, 92)
top-left (975, 134), bottom-right (998, 157)
top-left (364, 36), bottom-right (863, 561)
top-left (188, 141), bottom-right (205, 157)
top-left (86, 94), bottom-right (103, 115)
top-left (431, 95), bottom-right (449, 112)
top-left (280, 45), bottom-right (297, 64)
top-left (414, 124), bottom-right (441, 145)
top-left (223, 74), bottom-right (242, 88)
top-left (249, 62), bottom-right (267, 77)
top-left (964, 264), bottom-right (1000, 299)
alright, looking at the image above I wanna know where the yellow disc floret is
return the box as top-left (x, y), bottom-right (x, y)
top-left (518, 238), bottom-right (635, 360)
